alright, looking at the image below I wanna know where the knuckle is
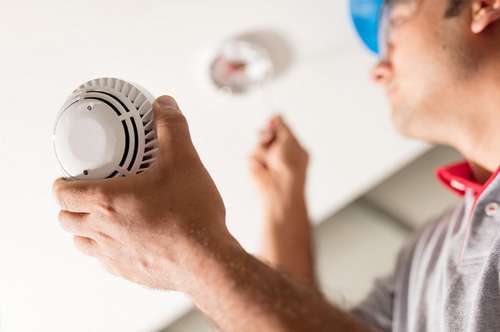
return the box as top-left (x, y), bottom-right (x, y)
top-left (250, 152), bottom-right (260, 161)
top-left (96, 202), bottom-right (115, 217)
top-left (91, 185), bottom-right (109, 202)
top-left (59, 220), bottom-right (70, 233)
top-left (94, 204), bottom-right (121, 231)
top-left (92, 188), bottom-right (113, 213)
top-left (57, 210), bottom-right (67, 222)
top-left (168, 109), bottom-right (187, 123)
top-left (58, 212), bottom-right (72, 231)
top-left (73, 236), bottom-right (85, 248)
top-left (52, 178), bottom-right (66, 193)
top-left (73, 237), bottom-right (97, 257)
top-left (52, 181), bottom-right (67, 203)
top-left (95, 231), bottom-right (113, 243)
top-left (175, 111), bottom-right (188, 125)
top-left (52, 182), bottom-right (61, 197)
top-left (158, 110), bottom-right (188, 129)
top-left (101, 258), bottom-right (121, 277)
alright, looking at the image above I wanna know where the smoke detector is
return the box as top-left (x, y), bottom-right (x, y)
top-left (209, 39), bottom-right (274, 94)
top-left (206, 30), bottom-right (292, 96)
top-left (53, 78), bottom-right (158, 180)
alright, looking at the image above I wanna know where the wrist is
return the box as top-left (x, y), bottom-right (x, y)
top-left (264, 192), bottom-right (308, 225)
top-left (177, 229), bottom-right (245, 295)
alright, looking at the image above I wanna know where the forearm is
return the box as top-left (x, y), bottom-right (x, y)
top-left (262, 195), bottom-right (316, 286)
top-left (186, 237), bottom-right (371, 332)
top-left (262, 193), bottom-right (316, 286)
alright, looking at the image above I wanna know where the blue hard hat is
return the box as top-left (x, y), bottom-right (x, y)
top-left (349, 0), bottom-right (384, 55)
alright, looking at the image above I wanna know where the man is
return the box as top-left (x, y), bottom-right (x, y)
top-left (52, 0), bottom-right (500, 331)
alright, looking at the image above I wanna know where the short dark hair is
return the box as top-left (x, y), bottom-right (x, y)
top-left (445, 0), bottom-right (466, 18)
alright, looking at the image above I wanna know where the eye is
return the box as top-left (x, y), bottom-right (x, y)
top-left (389, 14), bottom-right (407, 28)
top-left (389, 3), bottom-right (418, 28)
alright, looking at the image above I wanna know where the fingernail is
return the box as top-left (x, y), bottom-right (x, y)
top-left (156, 96), bottom-right (179, 111)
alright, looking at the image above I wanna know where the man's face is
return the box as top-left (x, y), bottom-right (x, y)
top-left (372, 0), bottom-right (467, 142)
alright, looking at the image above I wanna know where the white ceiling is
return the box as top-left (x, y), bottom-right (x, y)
top-left (0, 0), bottom-right (426, 331)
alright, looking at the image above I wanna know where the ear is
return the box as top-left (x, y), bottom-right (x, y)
top-left (471, 0), bottom-right (500, 34)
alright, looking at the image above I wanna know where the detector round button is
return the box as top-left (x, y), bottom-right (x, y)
top-left (53, 100), bottom-right (125, 179)
top-left (68, 115), bottom-right (108, 163)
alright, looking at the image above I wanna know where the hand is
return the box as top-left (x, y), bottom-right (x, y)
top-left (250, 115), bottom-right (310, 220)
top-left (53, 96), bottom-right (230, 291)
top-left (250, 115), bottom-right (316, 286)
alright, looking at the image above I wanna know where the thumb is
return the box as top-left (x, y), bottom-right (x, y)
top-left (153, 96), bottom-right (193, 161)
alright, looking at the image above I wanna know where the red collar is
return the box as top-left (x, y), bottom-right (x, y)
top-left (436, 161), bottom-right (500, 198)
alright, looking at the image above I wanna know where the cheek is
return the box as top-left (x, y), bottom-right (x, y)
top-left (393, 29), bottom-right (449, 104)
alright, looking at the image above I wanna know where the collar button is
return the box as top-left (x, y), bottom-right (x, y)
top-left (485, 202), bottom-right (500, 217)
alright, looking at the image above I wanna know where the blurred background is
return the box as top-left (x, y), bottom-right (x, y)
top-left (0, 0), bottom-right (462, 331)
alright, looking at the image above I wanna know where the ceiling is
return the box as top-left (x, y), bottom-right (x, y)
top-left (0, 0), bottom-right (426, 331)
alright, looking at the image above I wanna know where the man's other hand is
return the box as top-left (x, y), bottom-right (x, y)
top-left (250, 115), bottom-right (310, 221)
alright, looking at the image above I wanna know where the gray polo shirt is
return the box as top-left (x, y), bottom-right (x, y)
top-left (351, 163), bottom-right (500, 331)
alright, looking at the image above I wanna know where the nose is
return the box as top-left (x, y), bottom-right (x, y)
top-left (371, 60), bottom-right (393, 86)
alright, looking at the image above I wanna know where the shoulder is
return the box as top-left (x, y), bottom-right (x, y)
top-left (395, 201), bottom-right (465, 276)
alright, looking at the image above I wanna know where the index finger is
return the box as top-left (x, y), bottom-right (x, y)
top-left (52, 178), bottom-right (104, 213)
top-left (271, 115), bottom-right (292, 135)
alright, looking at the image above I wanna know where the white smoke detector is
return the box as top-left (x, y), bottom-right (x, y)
top-left (209, 39), bottom-right (274, 94)
top-left (53, 78), bottom-right (158, 180)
